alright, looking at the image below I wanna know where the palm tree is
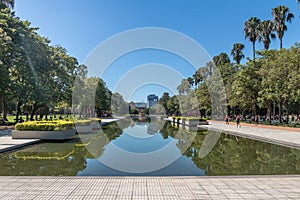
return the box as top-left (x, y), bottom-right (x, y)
top-left (0, 0), bottom-right (14, 9)
top-left (187, 77), bottom-right (194, 88)
top-left (257, 20), bottom-right (276, 50)
top-left (177, 79), bottom-right (191, 95)
top-left (193, 69), bottom-right (204, 88)
top-left (244, 17), bottom-right (260, 60)
top-left (213, 52), bottom-right (230, 66)
top-left (231, 43), bottom-right (245, 64)
top-left (272, 5), bottom-right (294, 49)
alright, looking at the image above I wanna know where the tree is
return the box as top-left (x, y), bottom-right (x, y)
top-left (111, 92), bottom-right (128, 116)
top-left (272, 5), bottom-right (294, 49)
top-left (257, 20), bottom-right (276, 50)
top-left (187, 77), bottom-right (194, 88)
top-left (230, 61), bottom-right (261, 115)
top-left (231, 43), bottom-right (245, 65)
top-left (213, 52), bottom-right (230, 67)
top-left (177, 79), bottom-right (191, 95)
top-left (0, 0), bottom-right (14, 9)
top-left (158, 92), bottom-right (170, 115)
top-left (244, 17), bottom-right (260, 60)
top-left (193, 67), bottom-right (205, 88)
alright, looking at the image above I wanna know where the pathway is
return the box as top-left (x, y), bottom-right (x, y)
top-left (101, 117), bottom-right (125, 125)
top-left (200, 121), bottom-right (300, 149)
top-left (0, 176), bottom-right (299, 199)
top-left (0, 129), bottom-right (40, 153)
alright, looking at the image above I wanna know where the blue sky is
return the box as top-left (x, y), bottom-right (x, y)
top-left (15, 0), bottom-right (300, 102)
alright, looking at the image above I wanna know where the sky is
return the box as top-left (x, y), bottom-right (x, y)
top-left (15, 0), bottom-right (300, 102)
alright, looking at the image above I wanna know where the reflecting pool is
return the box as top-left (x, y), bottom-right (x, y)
top-left (0, 118), bottom-right (300, 176)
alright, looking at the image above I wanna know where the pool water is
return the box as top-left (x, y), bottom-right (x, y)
top-left (0, 118), bottom-right (300, 176)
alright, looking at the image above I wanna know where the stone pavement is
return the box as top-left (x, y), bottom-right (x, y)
top-left (0, 176), bottom-right (299, 199)
top-left (200, 121), bottom-right (300, 150)
top-left (101, 117), bottom-right (125, 125)
top-left (0, 129), bottom-right (40, 153)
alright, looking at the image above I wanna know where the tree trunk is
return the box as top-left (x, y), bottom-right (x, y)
top-left (279, 102), bottom-right (282, 123)
top-left (30, 102), bottom-right (38, 121)
top-left (16, 101), bottom-right (22, 123)
top-left (267, 106), bottom-right (271, 124)
top-left (1, 97), bottom-right (8, 121)
top-left (252, 41), bottom-right (256, 61)
top-left (280, 37), bottom-right (283, 49)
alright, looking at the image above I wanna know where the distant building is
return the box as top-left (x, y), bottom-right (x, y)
top-left (147, 94), bottom-right (158, 108)
top-left (135, 102), bottom-right (147, 111)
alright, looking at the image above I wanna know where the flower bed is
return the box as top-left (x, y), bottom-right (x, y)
top-left (13, 120), bottom-right (76, 140)
top-left (15, 120), bottom-right (74, 131)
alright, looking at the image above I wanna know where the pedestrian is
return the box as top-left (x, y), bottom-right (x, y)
top-left (236, 115), bottom-right (241, 128)
top-left (225, 115), bottom-right (229, 125)
top-left (255, 115), bottom-right (259, 126)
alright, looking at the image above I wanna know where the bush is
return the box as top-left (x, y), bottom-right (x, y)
top-left (74, 119), bottom-right (92, 126)
top-left (15, 120), bottom-right (74, 131)
top-left (173, 117), bottom-right (207, 121)
top-left (89, 118), bottom-right (102, 123)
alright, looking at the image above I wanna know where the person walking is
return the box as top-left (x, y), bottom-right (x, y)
top-left (225, 115), bottom-right (229, 125)
top-left (255, 115), bottom-right (259, 126)
top-left (236, 115), bottom-right (241, 128)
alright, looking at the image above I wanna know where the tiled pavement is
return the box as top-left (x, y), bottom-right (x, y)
top-left (1, 121), bottom-right (300, 199)
top-left (201, 121), bottom-right (300, 150)
top-left (0, 176), bottom-right (300, 199)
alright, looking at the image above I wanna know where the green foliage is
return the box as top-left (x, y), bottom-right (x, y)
top-left (15, 120), bottom-right (74, 131)
top-left (171, 116), bottom-right (207, 122)
top-left (89, 118), bottom-right (101, 123)
top-left (74, 120), bottom-right (92, 126)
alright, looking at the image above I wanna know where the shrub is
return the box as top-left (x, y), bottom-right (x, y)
top-left (15, 120), bottom-right (74, 131)
top-left (74, 119), bottom-right (92, 126)
top-left (89, 118), bottom-right (102, 123)
top-left (175, 117), bottom-right (208, 121)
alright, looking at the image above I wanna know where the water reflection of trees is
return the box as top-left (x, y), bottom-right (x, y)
top-left (0, 121), bottom-right (129, 176)
top-left (161, 122), bottom-right (300, 175)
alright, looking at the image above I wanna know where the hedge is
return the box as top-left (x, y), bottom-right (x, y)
top-left (171, 116), bottom-right (207, 121)
top-left (89, 118), bottom-right (102, 123)
top-left (74, 120), bottom-right (92, 126)
top-left (15, 120), bottom-right (75, 131)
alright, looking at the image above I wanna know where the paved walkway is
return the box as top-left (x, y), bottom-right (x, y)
top-left (200, 121), bottom-right (300, 150)
top-left (0, 129), bottom-right (40, 153)
top-left (101, 118), bottom-right (124, 125)
top-left (0, 176), bottom-right (299, 199)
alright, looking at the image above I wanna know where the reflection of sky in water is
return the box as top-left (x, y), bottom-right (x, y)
top-left (123, 123), bottom-right (155, 139)
top-left (96, 121), bottom-right (192, 173)
top-left (111, 131), bottom-right (172, 153)
top-left (78, 156), bottom-right (205, 176)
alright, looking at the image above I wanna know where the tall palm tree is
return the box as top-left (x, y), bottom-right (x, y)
top-left (231, 43), bottom-right (245, 64)
top-left (272, 5), bottom-right (294, 49)
top-left (187, 77), bottom-right (194, 88)
top-left (244, 17), bottom-right (260, 60)
top-left (177, 79), bottom-right (191, 95)
top-left (0, 0), bottom-right (14, 9)
top-left (257, 20), bottom-right (276, 50)
top-left (213, 52), bottom-right (230, 67)
top-left (193, 68), bottom-right (204, 88)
